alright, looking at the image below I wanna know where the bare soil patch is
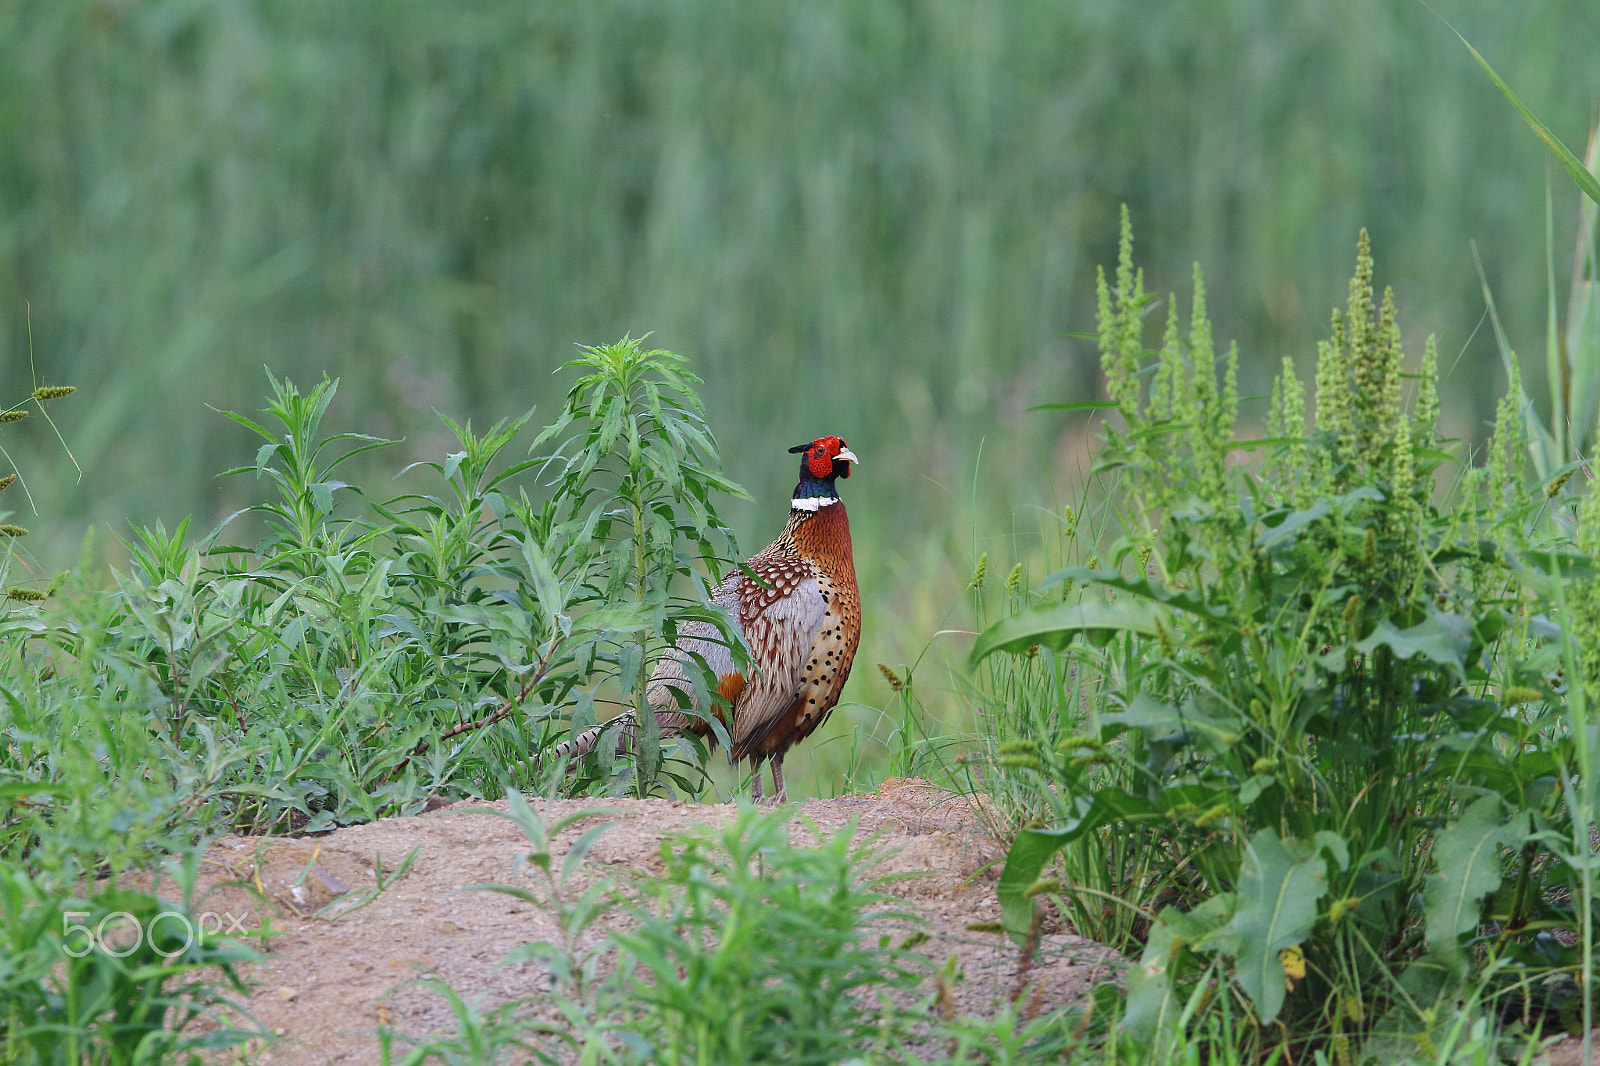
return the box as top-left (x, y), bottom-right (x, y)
top-left (171, 778), bottom-right (1117, 1064)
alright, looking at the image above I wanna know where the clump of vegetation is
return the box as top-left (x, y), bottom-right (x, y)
top-left (970, 211), bottom-right (1599, 1060)
top-left (0, 339), bottom-right (756, 1061)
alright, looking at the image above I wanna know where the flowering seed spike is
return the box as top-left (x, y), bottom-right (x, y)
top-left (0, 525), bottom-right (28, 537)
top-left (6, 588), bottom-right (45, 602)
top-left (0, 411), bottom-right (27, 424)
top-left (877, 663), bottom-right (905, 692)
top-left (31, 386), bottom-right (76, 401)
top-left (0, 475), bottom-right (13, 492)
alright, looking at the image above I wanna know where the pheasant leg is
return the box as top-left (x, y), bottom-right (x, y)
top-left (770, 754), bottom-right (787, 804)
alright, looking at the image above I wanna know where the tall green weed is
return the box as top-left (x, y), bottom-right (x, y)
top-left (974, 213), bottom-right (1599, 1059)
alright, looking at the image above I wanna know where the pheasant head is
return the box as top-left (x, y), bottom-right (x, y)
top-left (787, 435), bottom-right (858, 512)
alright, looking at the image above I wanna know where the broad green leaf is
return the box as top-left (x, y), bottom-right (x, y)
top-left (1123, 895), bottom-right (1234, 1040)
top-left (1364, 958), bottom-right (1459, 1061)
top-left (997, 788), bottom-right (1157, 943)
top-left (1256, 500), bottom-right (1331, 549)
top-left (1225, 830), bottom-right (1328, 1024)
top-left (1312, 831), bottom-right (1350, 872)
top-left (1353, 610), bottom-right (1471, 678)
top-left (1422, 794), bottom-right (1530, 977)
top-left (1035, 567), bottom-right (1225, 618)
top-left (969, 598), bottom-right (1166, 667)
top-left (1104, 693), bottom-right (1242, 755)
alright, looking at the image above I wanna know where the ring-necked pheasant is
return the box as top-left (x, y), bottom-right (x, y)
top-left (545, 435), bottom-right (860, 802)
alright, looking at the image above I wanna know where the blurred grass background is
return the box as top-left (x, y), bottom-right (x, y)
top-left (2, 0), bottom-right (1597, 791)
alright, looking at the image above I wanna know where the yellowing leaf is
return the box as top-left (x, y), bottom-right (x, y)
top-left (1279, 945), bottom-right (1305, 991)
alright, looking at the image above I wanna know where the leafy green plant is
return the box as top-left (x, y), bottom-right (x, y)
top-left (4, 341), bottom-right (749, 847)
top-left (386, 794), bottom-right (629, 1066)
top-left (528, 336), bottom-right (750, 796)
top-left (0, 342), bottom-right (759, 1064)
top-left (974, 213), bottom-right (1595, 1059)
top-left (0, 853), bottom-right (255, 1065)
top-left (401, 802), bottom-right (927, 1066)
top-left (610, 805), bottom-right (920, 1065)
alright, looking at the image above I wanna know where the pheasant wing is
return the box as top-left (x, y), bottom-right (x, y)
top-left (727, 555), bottom-right (827, 758)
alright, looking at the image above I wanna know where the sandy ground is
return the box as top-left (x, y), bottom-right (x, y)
top-left (163, 778), bottom-right (1118, 1064)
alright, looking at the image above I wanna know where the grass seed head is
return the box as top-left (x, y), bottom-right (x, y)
top-left (876, 662), bottom-right (904, 692)
top-left (0, 410), bottom-right (28, 423)
top-left (31, 385), bottom-right (76, 401)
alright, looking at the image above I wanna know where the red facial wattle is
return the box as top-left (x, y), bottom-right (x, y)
top-left (805, 436), bottom-right (852, 478)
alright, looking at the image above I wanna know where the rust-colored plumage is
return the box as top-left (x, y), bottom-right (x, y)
top-left (549, 435), bottom-right (860, 801)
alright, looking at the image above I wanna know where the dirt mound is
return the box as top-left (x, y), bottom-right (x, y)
top-left (176, 778), bottom-right (1117, 1064)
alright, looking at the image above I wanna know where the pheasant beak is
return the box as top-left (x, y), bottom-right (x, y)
top-left (836, 447), bottom-right (859, 473)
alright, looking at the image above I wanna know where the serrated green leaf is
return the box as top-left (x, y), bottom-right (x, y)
top-left (1423, 794), bottom-right (1530, 977)
top-left (1353, 610), bottom-right (1471, 678)
top-left (1225, 830), bottom-right (1327, 1024)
